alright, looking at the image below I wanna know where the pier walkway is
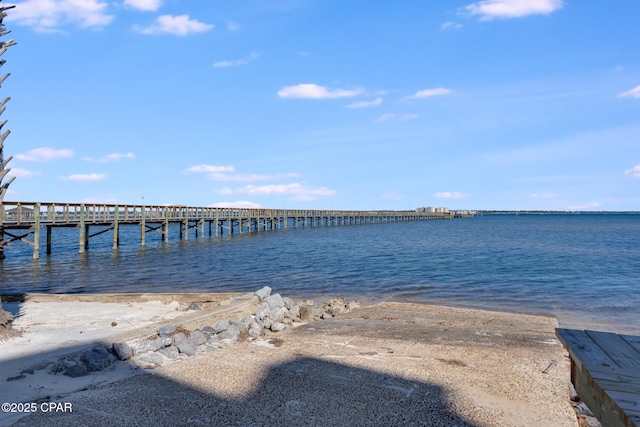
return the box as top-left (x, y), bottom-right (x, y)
top-left (0, 201), bottom-right (452, 259)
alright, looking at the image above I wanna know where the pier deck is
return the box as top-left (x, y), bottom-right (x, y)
top-left (556, 328), bottom-right (640, 427)
top-left (0, 201), bottom-right (452, 259)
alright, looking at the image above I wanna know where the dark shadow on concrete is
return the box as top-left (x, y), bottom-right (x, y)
top-left (1, 342), bottom-right (478, 427)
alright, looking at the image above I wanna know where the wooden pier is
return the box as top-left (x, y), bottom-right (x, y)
top-left (556, 328), bottom-right (640, 427)
top-left (0, 201), bottom-right (453, 259)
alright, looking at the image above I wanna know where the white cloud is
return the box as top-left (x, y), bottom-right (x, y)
top-left (618, 85), bottom-right (640, 99)
top-left (625, 164), bottom-right (640, 178)
top-left (15, 147), bottom-right (74, 161)
top-left (345, 97), bottom-right (383, 109)
top-left (186, 164), bottom-right (235, 173)
top-left (8, 167), bottom-right (40, 177)
top-left (464, 0), bottom-right (563, 20)
top-left (6, 0), bottom-right (114, 31)
top-left (228, 183), bottom-right (337, 201)
top-left (566, 202), bottom-right (600, 210)
top-left (188, 165), bottom-right (300, 182)
top-left (213, 52), bottom-right (259, 68)
top-left (434, 191), bottom-right (469, 199)
top-left (209, 201), bottom-right (262, 208)
top-left (529, 192), bottom-right (558, 198)
top-left (83, 152), bottom-right (135, 162)
top-left (278, 84), bottom-right (364, 99)
top-left (124, 0), bottom-right (161, 11)
top-left (134, 14), bottom-right (214, 36)
top-left (61, 173), bottom-right (107, 181)
top-left (405, 88), bottom-right (452, 100)
top-left (375, 113), bottom-right (396, 123)
top-left (441, 21), bottom-right (463, 30)
top-left (215, 188), bottom-right (233, 195)
top-left (399, 113), bottom-right (419, 121)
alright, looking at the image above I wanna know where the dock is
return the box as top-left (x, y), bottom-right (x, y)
top-left (0, 201), bottom-right (453, 259)
top-left (556, 328), bottom-right (640, 427)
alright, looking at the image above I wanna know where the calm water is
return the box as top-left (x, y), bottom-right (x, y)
top-left (1, 214), bottom-right (639, 333)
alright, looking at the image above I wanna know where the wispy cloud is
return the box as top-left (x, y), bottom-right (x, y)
top-left (6, 0), bottom-right (114, 31)
top-left (434, 191), bottom-right (469, 199)
top-left (225, 20), bottom-right (240, 31)
top-left (15, 147), bottom-right (74, 162)
top-left (134, 15), bottom-right (214, 36)
top-left (124, 0), bottom-right (161, 12)
top-left (83, 152), bottom-right (135, 163)
top-left (374, 113), bottom-right (419, 123)
top-left (186, 164), bottom-right (299, 182)
top-left (278, 84), bottom-right (364, 99)
top-left (463, 0), bottom-right (563, 20)
top-left (529, 192), bottom-right (558, 198)
top-left (625, 164), bottom-right (640, 178)
top-left (345, 97), bottom-right (382, 109)
top-left (405, 88), bottom-right (452, 100)
top-left (381, 192), bottom-right (406, 200)
top-left (213, 52), bottom-right (259, 68)
top-left (209, 201), bottom-right (262, 208)
top-left (61, 173), bottom-right (107, 181)
top-left (8, 168), bottom-right (40, 177)
top-left (618, 85), bottom-right (640, 99)
top-left (441, 21), bottom-right (463, 30)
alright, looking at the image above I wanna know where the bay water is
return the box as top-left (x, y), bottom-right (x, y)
top-left (1, 214), bottom-right (639, 334)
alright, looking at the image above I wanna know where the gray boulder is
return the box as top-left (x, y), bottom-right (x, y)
top-left (173, 333), bottom-right (196, 357)
top-left (212, 320), bottom-right (229, 334)
top-left (255, 286), bottom-right (272, 301)
top-left (158, 345), bottom-right (179, 359)
top-left (229, 319), bottom-right (248, 331)
top-left (270, 322), bottom-right (286, 332)
top-left (158, 325), bottom-right (176, 336)
top-left (137, 339), bottom-right (163, 354)
top-left (112, 342), bottom-right (133, 361)
top-left (52, 357), bottom-right (88, 378)
top-left (282, 297), bottom-right (294, 310)
top-left (81, 346), bottom-right (115, 372)
top-left (217, 325), bottom-right (241, 341)
top-left (299, 305), bottom-right (321, 322)
top-left (190, 330), bottom-right (207, 346)
top-left (265, 294), bottom-right (285, 309)
top-left (137, 352), bottom-right (164, 368)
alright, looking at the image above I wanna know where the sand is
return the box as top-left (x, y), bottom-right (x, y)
top-left (0, 293), bottom-right (580, 426)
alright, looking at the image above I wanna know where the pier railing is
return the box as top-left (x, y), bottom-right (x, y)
top-left (0, 201), bottom-right (452, 259)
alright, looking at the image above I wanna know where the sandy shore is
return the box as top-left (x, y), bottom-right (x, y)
top-left (1, 293), bottom-right (579, 426)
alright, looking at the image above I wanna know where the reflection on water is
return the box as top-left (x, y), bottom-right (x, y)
top-left (1, 215), bottom-right (639, 333)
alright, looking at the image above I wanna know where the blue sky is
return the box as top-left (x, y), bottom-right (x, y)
top-left (1, 0), bottom-right (639, 210)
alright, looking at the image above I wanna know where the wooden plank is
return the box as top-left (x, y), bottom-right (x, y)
top-left (586, 330), bottom-right (640, 371)
top-left (621, 334), bottom-right (640, 354)
top-left (556, 328), bottom-right (617, 371)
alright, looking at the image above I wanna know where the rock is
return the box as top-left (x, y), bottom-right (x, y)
top-left (81, 346), bottom-right (115, 372)
top-left (282, 297), bottom-right (294, 310)
top-left (158, 345), bottom-right (179, 359)
top-left (158, 325), bottom-right (177, 336)
top-left (187, 302), bottom-right (201, 311)
top-left (159, 336), bottom-right (173, 347)
top-left (137, 353), bottom-right (163, 368)
top-left (7, 374), bottom-right (26, 382)
top-left (136, 339), bottom-right (163, 354)
top-left (20, 369), bottom-right (34, 375)
top-left (248, 325), bottom-right (262, 339)
top-left (265, 294), bottom-right (285, 309)
top-left (254, 303), bottom-right (270, 320)
top-left (346, 301), bottom-right (360, 310)
top-left (202, 326), bottom-right (216, 336)
top-left (255, 286), bottom-right (272, 301)
top-left (190, 330), bottom-right (207, 346)
top-left (217, 325), bottom-right (241, 341)
top-left (212, 320), bottom-right (229, 334)
top-left (285, 305), bottom-right (300, 320)
top-left (173, 333), bottom-right (196, 357)
top-left (261, 316), bottom-right (275, 329)
top-left (52, 357), bottom-right (88, 378)
top-left (229, 319), bottom-right (248, 332)
top-left (112, 342), bottom-right (133, 361)
top-left (270, 322), bottom-right (286, 332)
top-left (299, 305), bottom-right (321, 322)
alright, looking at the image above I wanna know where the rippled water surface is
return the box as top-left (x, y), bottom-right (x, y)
top-left (1, 214), bottom-right (639, 333)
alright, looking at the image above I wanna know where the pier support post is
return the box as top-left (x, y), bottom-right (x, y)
top-left (215, 209), bottom-right (219, 237)
top-left (112, 205), bottom-right (119, 250)
top-left (32, 202), bottom-right (40, 260)
top-left (162, 208), bottom-right (169, 242)
top-left (78, 204), bottom-right (85, 254)
top-left (141, 202), bottom-right (146, 246)
top-left (46, 225), bottom-right (51, 254)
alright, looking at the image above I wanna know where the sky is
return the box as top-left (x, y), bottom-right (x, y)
top-left (0, 0), bottom-right (639, 211)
